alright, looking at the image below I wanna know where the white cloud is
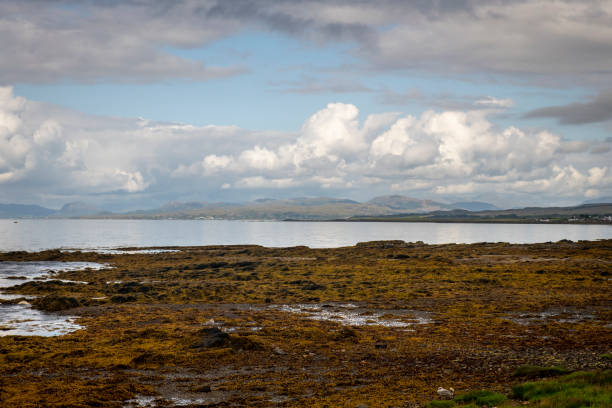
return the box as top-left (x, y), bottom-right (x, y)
top-left (235, 176), bottom-right (296, 189)
top-left (1, 86), bottom-right (610, 207)
top-left (203, 154), bottom-right (233, 172)
top-left (475, 97), bottom-right (514, 109)
top-left (239, 146), bottom-right (281, 170)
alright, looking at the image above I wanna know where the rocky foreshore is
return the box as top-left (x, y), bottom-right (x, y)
top-left (0, 240), bottom-right (611, 406)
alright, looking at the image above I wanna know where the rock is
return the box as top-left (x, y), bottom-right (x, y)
top-left (32, 295), bottom-right (79, 312)
top-left (273, 347), bottom-right (286, 355)
top-left (17, 300), bottom-right (30, 305)
top-left (437, 387), bottom-right (454, 399)
top-left (375, 342), bottom-right (387, 349)
top-left (110, 295), bottom-right (137, 303)
top-left (194, 327), bottom-right (229, 348)
top-left (193, 384), bottom-right (212, 393)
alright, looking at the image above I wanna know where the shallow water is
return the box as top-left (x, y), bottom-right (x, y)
top-left (1, 219), bottom-right (611, 251)
top-left (273, 303), bottom-right (433, 328)
top-left (0, 261), bottom-right (108, 336)
top-left (63, 249), bottom-right (180, 255)
top-left (0, 261), bottom-right (109, 288)
top-left (0, 303), bottom-right (82, 336)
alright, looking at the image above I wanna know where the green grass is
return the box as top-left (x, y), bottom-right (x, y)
top-left (512, 370), bottom-right (612, 407)
top-left (428, 370), bottom-right (611, 408)
top-left (427, 390), bottom-right (506, 408)
top-left (454, 390), bottom-right (507, 406)
top-left (601, 353), bottom-right (612, 361)
top-left (512, 365), bottom-right (572, 379)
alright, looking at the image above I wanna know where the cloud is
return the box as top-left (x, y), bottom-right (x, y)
top-left (474, 97), bottom-right (514, 109)
top-left (1, 86), bottom-right (610, 207)
top-left (525, 90), bottom-right (612, 124)
top-left (354, 1), bottom-right (612, 84)
top-left (3, 1), bottom-right (612, 85)
top-left (247, 0), bottom-right (612, 84)
top-left (0, 1), bottom-right (244, 83)
top-left (272, 75), bottom-right (373, 94)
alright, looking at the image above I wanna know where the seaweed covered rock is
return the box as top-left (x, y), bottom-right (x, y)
top-left (110, 295), bottom-right (137, 303)
top-left (32, 295), bottom-right (79, 312)
top-left (193, 327), bottom-right (229, 348)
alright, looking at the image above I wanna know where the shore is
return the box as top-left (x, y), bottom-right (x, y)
top-left (1, 240), bottom-right (611, 407)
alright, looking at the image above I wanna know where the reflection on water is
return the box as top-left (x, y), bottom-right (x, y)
top-left (0, 261), bottom-right (109, 288)
top-left (273, 303), bottom-right (433, 328)
top-left (0, 303), bottom-right (82, 336)
top-left (0, 261), bottom-right (108, 336)
top-left (1, 219), bottom-right (611, 251)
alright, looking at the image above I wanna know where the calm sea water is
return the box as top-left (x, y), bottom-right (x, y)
top-left (0, 219), bottom-right (610, 251)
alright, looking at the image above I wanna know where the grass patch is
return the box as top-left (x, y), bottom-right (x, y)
top-left (454, 390), bottom-right (506, 406)
top-left (512, 365), bottom-right (571, 379)
top-left (512, 370), bottom-right (612, 408)
top-left (427, 371), bottom-right (611, 408)
top-left (602, 353), bottom-right (612, 361)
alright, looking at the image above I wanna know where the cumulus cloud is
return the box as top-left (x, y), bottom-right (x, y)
top-left (1, 86), bottom-right (610, 207)
top-left (525, 90), bottom-right (612, 124)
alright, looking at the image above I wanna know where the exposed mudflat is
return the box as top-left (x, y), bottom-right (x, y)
top-left (0, 240), bottom-right (610, 407)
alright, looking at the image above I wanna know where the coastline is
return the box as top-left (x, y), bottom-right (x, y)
top-left (1, 240), bottom-right (611, 406)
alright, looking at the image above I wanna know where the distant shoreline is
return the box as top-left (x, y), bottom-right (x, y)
top-left (3, 217), bottom-right (611, 225)
top-left (285, 218), bottom-right (612, 225)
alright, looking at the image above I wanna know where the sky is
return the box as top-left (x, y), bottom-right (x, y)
top-left (1, 0), bottom-right (611, 211)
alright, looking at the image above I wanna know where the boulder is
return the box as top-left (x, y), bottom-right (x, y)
top-left (194, 327), bottom-right (229, 348)
top-left (32, 295), bottom-right (79, 312)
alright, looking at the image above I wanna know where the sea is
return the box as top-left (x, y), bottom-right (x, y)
top-left (1, 219), bottom-right (610, 251)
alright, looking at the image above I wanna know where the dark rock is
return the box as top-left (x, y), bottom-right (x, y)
top-left (375, 343), bottom-right (387, 349)
top-left (130, 351), bottom-right (171, 366)
top-left (303, 282), bottom-right (326, 291)
top-left (193, 385), bottom-right (212, 393)
top-left (195, 327), bottom-right (229, 348)
top-left (32, 295), bottom-right (79, 312)
top-left (110, 295), bottom-right (137, 303)
top-left (230, 335), bottom-right (263, 351)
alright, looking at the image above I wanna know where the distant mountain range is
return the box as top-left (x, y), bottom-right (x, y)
top-left (1, 195), bottom-right (610, 222)
top-left (0, 203), bottom-right (56, 218)
top-left (0, 201), bottom-right (103, 218)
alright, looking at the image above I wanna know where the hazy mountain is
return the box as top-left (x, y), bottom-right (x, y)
top-left (0, 203), bottom-right (56, 218)
top-left (349, 203), bottom-right (612, 223)
top-left (367, 195), bottom-right (452, 212)
top-left (55, 202), bottom-right (101, 217)
top-left (583, 196), bottom-right (612, 205)
top-left (451, 201), bottom-right (499, 211)
top-left (285, 197), bottom-right (360, 206)
top-left (158, 201), bottom-right (209, 212)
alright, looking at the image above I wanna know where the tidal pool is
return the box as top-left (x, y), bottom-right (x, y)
top-left (0, 261), bottom-right (109, 336)
top-left (0, 303), bottom-right (82, 336)
top-left (0, 261), bottom-right (109, 288)
top-left (273, 303), bottom-right (433, 328)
